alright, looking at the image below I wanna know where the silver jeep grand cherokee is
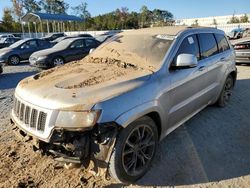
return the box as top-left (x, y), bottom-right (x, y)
top-left (11, 26), bottom-right (236, 183)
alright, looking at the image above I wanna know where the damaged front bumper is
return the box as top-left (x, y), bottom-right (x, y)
top-left (11, 120), bottom-right (119, 166)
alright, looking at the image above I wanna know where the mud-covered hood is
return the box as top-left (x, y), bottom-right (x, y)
top-left (31, 48), bottom-right (62, 57)
top-left (15, 59), bottom-right (153, 111)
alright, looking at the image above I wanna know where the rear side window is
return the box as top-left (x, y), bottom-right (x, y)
top-left (174, 34), bottom-right (200, 62)
top-left (214, 34), bottom-right (230, 52)
top-left (85, 39), bottom-right (97, 47)
top-left (70, 40), bottom-right (84, 48)
top-left (38, 40), bottom-right (49, 46)
top-left (198, 33), bottom-right (219, 59)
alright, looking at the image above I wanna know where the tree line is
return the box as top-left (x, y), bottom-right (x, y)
top-left (0, 0), bottom-right (174, 33)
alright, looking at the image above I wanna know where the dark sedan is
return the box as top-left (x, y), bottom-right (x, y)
top-left (29, 37), bottom-right (100, 68)
top-left (232, 37), bottom-right (250, 64)
top-left (0, 38), bottom-right (51, 65)
top-left (51, 34), bottom-right (93, 45)
top-left (42, 33), bottom-right (65, 42)
top-left (0, 37), bottom-right (21, 49)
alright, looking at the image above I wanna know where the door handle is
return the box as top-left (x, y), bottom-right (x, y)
top-left (198, 66), bottom-right (206, 71)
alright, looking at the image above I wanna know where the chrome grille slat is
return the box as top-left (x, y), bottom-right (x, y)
top-left (24, 106), bottom-right (30, 124)
top-left (20, 103), bottom-right (25, 121)
top-left (30, 109), bottom-right (38, 128)
top-left (13, 97), bottom-right (47, 133)
top-left (16, 101), bottom-right (20, 117)
top-left (37, 112), bottom-right (47, 131)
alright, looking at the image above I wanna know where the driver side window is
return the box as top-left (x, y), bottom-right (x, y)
top-left (173, 34), bottom-right (200, 65)
top-left (21, 40), bottom-right (37, 49)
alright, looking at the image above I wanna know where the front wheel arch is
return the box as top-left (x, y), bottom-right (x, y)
top-left (114, 103), bottom-right (164, 140)
top-left (108, 116), bottom-right (159, 183)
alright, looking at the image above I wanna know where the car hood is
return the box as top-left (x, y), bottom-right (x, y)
top-left (16, 58), bottom-right (153, 111)
top-left (31, 48), bottom-right (62, 57)
top-left (230, 37), bottom-right (250, 45)
top-left (0, 47), bottom-right (12, 54)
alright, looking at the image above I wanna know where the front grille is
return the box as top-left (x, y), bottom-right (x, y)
top-left (13, 97), bottom-right (47, 132)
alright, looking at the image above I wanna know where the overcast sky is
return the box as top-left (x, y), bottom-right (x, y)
top-left (1, 0), bottom-right (250, 19)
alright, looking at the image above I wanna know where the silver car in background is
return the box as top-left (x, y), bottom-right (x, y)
top-left (11, 26), bottom-right (236, 183)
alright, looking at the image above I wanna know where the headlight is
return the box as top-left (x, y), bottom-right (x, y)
top-left (37, 56), bottom-right (48, 60)
top-left (55, 110), bottom-right (101, 129)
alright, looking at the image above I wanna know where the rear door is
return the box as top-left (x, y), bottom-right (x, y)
top-left (195, 33), bottom-right (224, 108)
top-left (168, 34), bottom-right (211, 127)
top-left (84, 39), bottom-right (99, 54)
top-left (37, 40), bottom-right (51, 50)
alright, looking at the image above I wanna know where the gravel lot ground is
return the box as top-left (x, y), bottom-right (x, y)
top-left (0, 63), bottom-right (250, 188)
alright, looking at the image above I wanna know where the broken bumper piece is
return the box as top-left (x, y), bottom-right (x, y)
top-left (11, 120), bottom-right (119, 165)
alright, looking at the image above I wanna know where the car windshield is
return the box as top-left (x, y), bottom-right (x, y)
top-left (53, 39), bottom-right (72, 49)
top-left (9, 39), bottom-right (25, 48)
top-left (90, 31), bottom-right (174, 70)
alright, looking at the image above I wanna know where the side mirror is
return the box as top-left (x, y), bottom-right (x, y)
top-left (89, 48), bottom-right (95, 54)
top-left (175, 54), bottom-right (198, 68)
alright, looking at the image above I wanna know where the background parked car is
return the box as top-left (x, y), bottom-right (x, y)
top-left (42, 32), bottom-right (65, 42)
top-left (30, 37), bottom-right (100, 68)
top-left (0, 38), bottom-right (51, 65)
top-left (95, 33), bottom-right (115, 43)
top-left (231, 37), bottom-right (250, 64)
top-left (242, 28), bottom-right (250, 38)
top-left (0, 37), bottom-right (21, 49)
top-left (51, 36), bottom-right (73, 45)
top-left (0, 34), bottom-right (15, 40)
top-left (227, 28), bottom-right (245, 39)
top-left (76, 33), bottom-right (93, 38)
top-left (51, 34), bottom-right (94, 45)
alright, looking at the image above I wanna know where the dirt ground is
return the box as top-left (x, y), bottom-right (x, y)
top-left (0, 64), bottom-right (250, 188)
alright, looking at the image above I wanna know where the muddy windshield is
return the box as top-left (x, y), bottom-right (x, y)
top-left (90, 32), bottom-right (174, 71)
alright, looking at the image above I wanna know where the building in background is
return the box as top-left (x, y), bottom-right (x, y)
top-left (176, 14), bottom-right (250, 26)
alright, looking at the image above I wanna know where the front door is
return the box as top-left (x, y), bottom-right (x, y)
top-left (20, 40), bottom-right (38, 60)
top-left (168, 34), bottom-right (210, 127)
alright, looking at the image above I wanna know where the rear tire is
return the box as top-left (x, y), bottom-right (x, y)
top-left (108, 116), bottom-right (158, 183)
top-left (217, 75), bottom-right (234, 107)
top-left (8, 55), bottom-right (20, 65)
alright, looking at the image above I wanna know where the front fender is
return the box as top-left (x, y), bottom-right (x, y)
top-left (114, 100), bottom-right (166, 130)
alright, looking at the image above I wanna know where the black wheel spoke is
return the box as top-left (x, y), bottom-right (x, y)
top-left (126, 140), bottom-right (135, 148)
top-left (140, 149), bottom-right (151, 160)
top-left (122, 124), bottom-right (156, 176)
top-left (137, 153), bottom-right (146, 165)
top-left (123, 148), bottom-right (134, 156)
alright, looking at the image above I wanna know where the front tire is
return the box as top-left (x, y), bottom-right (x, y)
top-left (109, 116), bottom-right (158, 183)
top-left (217, 75), bottom-right (234, 107)
top-left (8, 55), bottom-right (20, 65)
top-left (52, 57), bottom-right (64, 67)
